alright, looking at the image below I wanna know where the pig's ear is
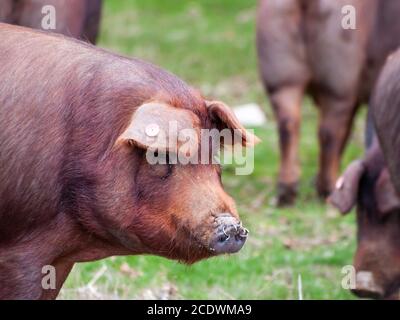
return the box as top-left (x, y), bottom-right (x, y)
top-left (206, 100), bottom-right (261, 147)
top-left (375, 168), bottom-right (400, 216)
top-left (329, 160), bottom-right (365, 214)
top-left (117, 102), bottom-right (199, 153)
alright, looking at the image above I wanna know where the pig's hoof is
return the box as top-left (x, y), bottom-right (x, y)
top-left (316, 177), bottom-right (333, 199)
top-left (277, 182), bottom-right (298, 207)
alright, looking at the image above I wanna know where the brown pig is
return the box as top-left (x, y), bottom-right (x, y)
top-left (0, 24), bottom-right (259, 299)
top-left (0, 0), bottom-right (102, 43)
top-left (257, 0), bottom-right (400, 205)
top-left (328, 47), bottom-right (400, 299)
top-left (330, 138), bottom-right (400, 299)
top-left (372, 49), bottom-right (400, 197)
top-left (330, 48), bottom-right (400, 299)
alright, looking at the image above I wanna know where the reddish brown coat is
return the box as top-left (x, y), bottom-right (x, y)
top-left (0, 24), bottom-right (257, 299)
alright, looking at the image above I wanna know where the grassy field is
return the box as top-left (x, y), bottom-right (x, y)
top-left (60, 0), bottom-right (367, 300)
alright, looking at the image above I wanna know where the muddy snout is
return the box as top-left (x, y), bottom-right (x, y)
top-left (210, 214), bottom-right (248, 254)
top-left (351, 271), bottom-right (384, 299)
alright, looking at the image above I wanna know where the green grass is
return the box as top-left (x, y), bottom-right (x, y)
top-left (60, 0), bottom-right (366, 300)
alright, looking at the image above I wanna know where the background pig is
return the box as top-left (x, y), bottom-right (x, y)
top-left (257, 0), bottom-right (400, 205)
top-left (330, 138), bottom-right (400, 299)
top-left (325, 47), bottom-right (400, 299)
top-left (0, 24), bottom-right (258, 299)
top-left (0, 0), bottom-right (102, 43)
top-left (330, 49), bottom-right (400, 298)
top-left (373, 49), bottom-right (400, 196)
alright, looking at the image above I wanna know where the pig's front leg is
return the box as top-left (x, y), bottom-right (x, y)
top-left (0, 260), bottom-right (74, 300)
top-left (0, 245), bottom-right (74, 299)
top-left (39, 260), bottom-right (74, 300)
top-left (316, 93), bottom-right (358, 198)
top-left (0, 253), bottom-right (45, 299)
top-left (270, 85), bottom-right (305, 206)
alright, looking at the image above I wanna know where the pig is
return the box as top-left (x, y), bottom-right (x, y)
top-left (330, 138), bottom-right (400, 299)
top-left (0, 0), bottom-right (102, 43)
top-left (257, 0), bottom-right (400, 205)
top-left (0, 24), bottom-right (259, 299)
top-left (330, 49), bottom-right (400, 299)
top-left (326, 47), bottom-right (400, 299)
top-left (372, 49), bottom-right (400, 196)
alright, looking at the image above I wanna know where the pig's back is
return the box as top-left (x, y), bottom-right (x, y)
top-left (0, 24), bottom-right (111, 240)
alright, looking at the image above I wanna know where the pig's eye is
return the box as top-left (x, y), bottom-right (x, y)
top-left (161, 154), bottom-right (174, 179)
top-left (148, 152), bottom-right (174, 180)
top-left (149, 162), bottom-right (173, 180)
top-left (161, 164), bottom-right (173, 180)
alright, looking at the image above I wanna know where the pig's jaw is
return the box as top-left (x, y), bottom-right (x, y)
top-left (380, 274), bottom-right (400, 300)
top-left (100, 216), bottom-right (247, 264)
top-left (99, 212), bottom-right (248, 264)
top-left (352, 247), bottom-right (400, 299)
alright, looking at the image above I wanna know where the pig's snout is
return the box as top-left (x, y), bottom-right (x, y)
top-left (210, 214), bottom-right (248, 254)
top-left (351, 271), bottom-right (384, 299)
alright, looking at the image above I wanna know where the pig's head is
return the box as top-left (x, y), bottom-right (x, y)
top-left (89, 98), bottom-right (260, 264)
top-left (330, 142), bottom-right (400, 299)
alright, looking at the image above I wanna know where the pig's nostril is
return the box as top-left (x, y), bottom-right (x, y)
top-left (218, 233), bottom-right (229, 242)
top-left (238, 227), bottom-right (249, 238)
top-left (210, 215), bottom-right (248, 254)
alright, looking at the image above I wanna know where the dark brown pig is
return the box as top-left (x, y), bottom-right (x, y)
top-left (330, 138), bottom-right (400, 299)
top-left (0, 24), bottom-right (259, 299)
top-left (327, 47), bottom-right (400, 299)
top-left (257, 0), bottom-right (400, 205)
top-left (373, 49), bottom-right (400, 196)
top-left (0, 0), bottom-right (102, 43)
top-left (330, 49), bottom-right (400, 299)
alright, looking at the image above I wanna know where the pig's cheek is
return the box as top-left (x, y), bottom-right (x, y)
top-left (132, 208), bottom-right (176, 243)
top-left (188, 214), bottom-right (217, 246)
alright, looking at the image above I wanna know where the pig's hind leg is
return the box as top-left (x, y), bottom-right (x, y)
top-left (315, 94), bottom-right (358, 198)
top-left (269, 85), bottom-right (306, 206)
top-left (256, 0), bottom-right (310, 206)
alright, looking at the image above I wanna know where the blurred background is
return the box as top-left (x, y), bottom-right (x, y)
top-left (58, 0), bottom-right (366, 299)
